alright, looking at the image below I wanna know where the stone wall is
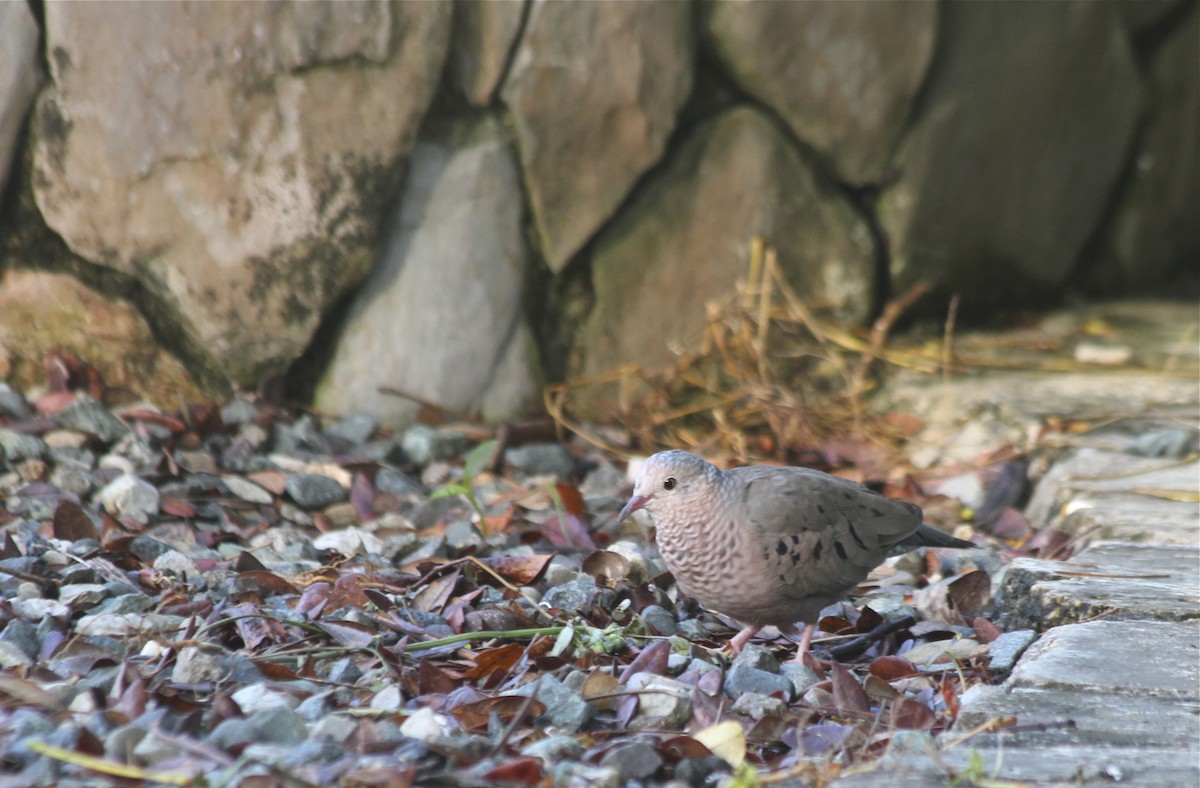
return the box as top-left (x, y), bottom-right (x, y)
top-left (0, 0), bottom-right (1195, 425)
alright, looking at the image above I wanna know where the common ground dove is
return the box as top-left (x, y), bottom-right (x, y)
top-left (618, 450), bottom-right (974, 657)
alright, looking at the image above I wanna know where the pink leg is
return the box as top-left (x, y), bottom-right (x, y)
top-left (790, 623), bottom-right (815, 663)
top-left (727, 625), bottom-right (761, 655)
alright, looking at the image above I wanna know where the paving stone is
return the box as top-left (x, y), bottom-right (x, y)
top-left (998, 542), bottom-right (1200, 629)
top-left (1025, 447), bottom-right (1200, 534)
top-left (1007, 619), bottom-right (1199, 699)
top-left (839, 745), bottom-right (1200, 787)
top-left (1059, 493), bottom-right (1200, 545)
top-left (956, 685), bottom-right (1200, 748)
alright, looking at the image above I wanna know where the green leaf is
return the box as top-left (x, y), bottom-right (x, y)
top-left (463, 439), bottom-right (498, 481)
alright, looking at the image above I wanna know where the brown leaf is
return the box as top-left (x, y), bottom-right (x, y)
top-left (53, 500), bottom-right (99, 542)
top-left (315, 620), bottom-right (376, 649)
top-left (941, 673), bottom-right (960, 719)
top-left (864, 675), bottom-right (901, 701)
top-left (482, 757), bottom-right (543, 785)
top-left (989, 507), bottom-right (1033, 539)
top-left (298, 582), bottom-right (332, 618)
top-left (947, 570), bottom-right (991, 619)
top-left (232, 551), bottom-right (268, 572)
top-left (160, 496), bottom-right (197, 518)
top-left (232, 606), bottom-right (276, 649)
top-left (539, 513), bottom-right (595, 549)
top-left (451, 695), bottom-right (545, 733)
top-left (819, 615), bottom-right (855, 635)
top-left (891, 697), bottom-right (936, 730)
top-left (351, 473), bottom-right (376, 522)
top-left (831, 663), bottom-right (869, 713)
top-left (855, 605), bottom-right (884, 633)
top-left (463, 643), bottom-right (525, 681)
top-left (581, 669), bottom-right (620, 710)
top-left (619, 640), bottom-right (670, 684)
top-left (868, 655), bottom-right (918, 681)
top-left (581, 550), bottom-right (631, 581)
top-left (258, 662), bottom-right (299, 681)
top-left (411, 570), bottom-right (460, 614)
top-left (972, 616), bottom-right (1003, 644)
top-left (234, 570), bottom-right (299, 597)
top-left (1026, 527), bottom-right (1072, 560)
top-left (481, 554), bottom-right (555, 586)
top-left (247, 470), bottom-right (287, 496)
top-left (327, 573), bottom-right (372, 611)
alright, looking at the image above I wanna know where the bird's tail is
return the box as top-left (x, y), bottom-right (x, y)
top-left (888, 523), bottom-right (975, 555)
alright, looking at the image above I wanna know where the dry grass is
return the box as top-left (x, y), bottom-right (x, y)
top-left (546, 239), bottom-right (933, 463)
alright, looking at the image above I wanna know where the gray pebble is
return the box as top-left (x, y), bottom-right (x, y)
top-left (376, 467), bottom-right (424, 497)
top-left (53, 397), bottom-right (130, 444)
top-left (724, 662), bottom-right (793, 701)
top-left (285, 473), bottom-right (347, 509)
top-left (599, 739), bottom-right (663, 781)
top-left (401, 426), bottom-right (471, 465)
top-left (324, 411), bottom-right (379, 447)
top-left (733, 643), bottom-right (780, 673)
top-left (640, 605), bottom-right (678, 636)
top-left (988, 629), bottom-right (1038, 672)
top-left (505, 443), bottom-right (575, 480)
top-left (0, 430), bottom-right (48, 462)
top-left (249, 706), bottom-right (308, 745)
top-left (542, 576), bottom-right (597, 611)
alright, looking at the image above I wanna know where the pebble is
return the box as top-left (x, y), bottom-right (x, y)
top-left (324, 412), bottom-right (379, 446)
top-left (96, 474), bottom-right (160, 524)
top-left (284, 473), bottom-right (347, 509)
top-left (599, 739), bottom-right (663, 781)
top-left (375, 467), bottom-right (424, 497)
top-left (312, 527), bottom-right (384, 556)
top-left (222, 474), bottom-right (275, 504)
top-left (0, 431), bottom-right (49, 462)
top-left (541, 576), bottom-right (597, 611)
top-left (509, 674), bottom-right (594, 732)
top-left (399, 708), bottom-right (453, 742)
top-left (624, 673), bottom-right (692, 730)
top-left (231, 685), bottom-right (297, 714)
top-left (53, 397), bottom-right (130, 443)
top-left (401, 426), bottom-right (472, 465)
top-left (172, 646), bottom-right (225, 684)
top-left (724, 662), bottom-right (793, 701)
top-left (988, 629), bottom-right (1039, 672)
top-left (505, 443), bottom-right (576, 480)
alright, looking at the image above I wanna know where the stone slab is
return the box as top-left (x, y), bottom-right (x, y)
top-left (838, 745), bottom-right (1200, 787)
top-left (1025, 447), bottom-right (1200, 533)
top-left (955, 684), bottom-right (1200, 748)
top-left (1007, 619), bottom-right (1199, 699)
top-left (998, 543), bottom-right (1200, 629)
top-left (1060, 493), bottom-right (1200, 546)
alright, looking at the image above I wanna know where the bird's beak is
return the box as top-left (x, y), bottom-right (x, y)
top-left (617, 494), bottom-right (651, 522)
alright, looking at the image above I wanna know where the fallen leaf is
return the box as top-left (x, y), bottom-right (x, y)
top-left (693, 720), bottom-right (745, 767)
top-left (53, 500), bottom-right (99, 542)
top-left (868, 656), bottom-right (918, 681)
top-left (831, 663), bottom-right (869, 713)
top-left (482, 757), bottom-right (543, 785)
top-left (463, 643), bottom-right (525, 681)
top-left (481, 554), bottom-right (555, 586)
top-left (450, 695), bottom-right (544, 732)
top-left (891, 697), bottom-right (936, 730)
top-left (581, 550), bottom-right (631, 581)
top-left (315, 620), bottom-right (375, 649)
top-left (972, 617), bottom-right (1003, 644)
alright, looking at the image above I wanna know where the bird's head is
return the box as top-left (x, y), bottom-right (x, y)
top-left (617, 450), bottom-right (720, 523)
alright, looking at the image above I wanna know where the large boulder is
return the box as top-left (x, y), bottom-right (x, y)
top-left (448, 0), bottom-right (526, 107)
top-left (1089, 4), bottom-right (1198, 291)
top-left (0, 269), bottom-right (204, 404)
top-left (573, 106), bottom-right (875, 395)
top-left (31, 2), bottom-right (451, 387)
top-left (703, 0), bottom-right (937, 186)
top-left (502, 0), bottom-right (695, 273)
top-left (879, 2), bottom-right (1142, 301)
top-left (0, 1), bottom-right (43, 195)
top-left (314, 116), bottom-right (539, 428)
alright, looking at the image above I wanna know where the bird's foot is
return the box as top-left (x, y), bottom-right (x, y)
top-left (724, 625), bottom-right (762, 656)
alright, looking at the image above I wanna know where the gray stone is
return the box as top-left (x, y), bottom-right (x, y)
top-left (505, 443), bottom-right (575, 481)
top-left (33, 3), bottom-right (452, 386)
top-left (0, 620), bottom-right (39, 660)
top-left (704, 1), bottom-right (936, 185)
top-left (403, 427), bottom-right (474, 468)
top-left (75, 613), bottom-right (186, 638)
top-left (1007, 619), bottom-right (1199, 699)
top-left (325, 657), bottom-right (363, 685)
top-left (220, 398), bottom-right (259, 426)
top-left (576, 106), bottom-right (874, 398)
top-left (733, 643), bottom-right (780, 674)
top-left (310, 713), bottom-right (356, 743)
top-left (315, 116), bottom-right (539, 428)
top-left (998, 543), bottom-right (1200, 630)
top-left (731, 691), bottom-right (787, 720)
top-left (222, 475), bottom-right (275, 505)
top-left (444, 519), bottom-right (483, 551)
top-left (502, 0), bottom-right (694, 272)
top-left (879, 2), bottom-right (1141, 300)
top-left (58, 583), bottom-right (107, 609)
top-left (520, 734), bottom-right (583, 763)
top-left (95, 474), bottom-right (160, 524)
top-left (0, 1), bottom-right (43, 193)
top-left (207, 718), bottom-right (258, 751)
top-left (1060, 493), bottom-right (1200, 546)
top-left (724, 662), bottom-right (793, 700)
top-left (171, 646), bottom-right (225, 685)
top-left (0, 431), bottom-right (48, 462)
top-left (324, 412), bottom-right (379, 447)
top-left (153, 551), bottom-right (200, 579)
top-left (987, 629), bottom-right (1038, 673)
top-left (249, 706), bottom-right (308, 745)
top-left (1126, 427), bottom-right (1199, 459)
top-left (781, 662), bottom-right (821, 696)
top-left (375, 468), bottom-right (424, 497)
top-left (541, 576), bottom-right (597, 612)
top-left (53, 397), bottom-right (131, 444)
top-left (509, 674), bottom-right (593, 732)
top-left (640, 605), bottom-right (678, 637)
top-left (284, 473), bottom-right (347, 509)
top-left (624, 673), bottom-right (692, 730)
top-left (0, 640), bottom-right (32, 669)
top-left (599, 739), bottom-right (663, 781)
top-left (1026, 447), bottom-right (1199, 535)
top-left (0, 384), bottom-right (33, 421)
top-left (677, 620), bottom-right (711, 642)
top-left (128, 536), bottom-right (172, 562)
top-left (448, 0), bottom-right (525, 106)
top-left (231, 685), bottom-right (297, 714)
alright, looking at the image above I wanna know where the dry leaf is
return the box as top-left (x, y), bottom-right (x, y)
top-left (692, 720), bottom-right (745, 767)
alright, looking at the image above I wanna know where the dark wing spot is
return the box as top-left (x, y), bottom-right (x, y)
top-left (817, 504), bottom-right (826, 514)
top-left (813, 541), bottom-right (824, 560)
top-left (791, 553), bottom-right (801, 565)
top-left (870, 508), bottom-right (884, 517)
top-left (848, 522), bottom-right (868, 551)
top-left (761, 550), bottom-right (770, 561)
top-left (842, 492), bottom-right (852, 500)
top-left (778, 573), bottom-right (787, 582)
top-left (834, 540), bottom-right (848, 560)
top-left (791, 534), bottom-right (801, 544)
top-left (776, 540), bottom-right (788, 555)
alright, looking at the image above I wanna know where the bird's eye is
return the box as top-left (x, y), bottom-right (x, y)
top-left (663, 477), bottom-right (677, 491)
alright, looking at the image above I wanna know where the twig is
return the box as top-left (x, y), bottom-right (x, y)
top-left (943, 293), bottom-right (960, 386)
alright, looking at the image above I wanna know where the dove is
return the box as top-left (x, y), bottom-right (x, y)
top-left (618, 450), bottom-right (974, 660)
